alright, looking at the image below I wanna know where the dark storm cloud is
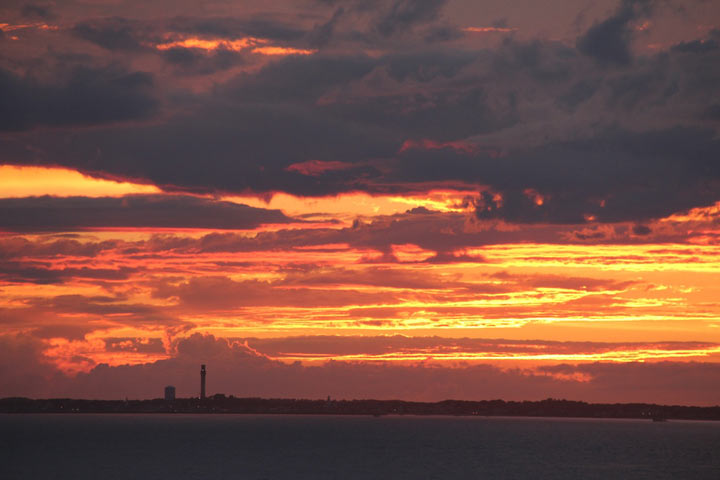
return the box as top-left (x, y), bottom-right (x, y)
top-left (671, 38), bottom-right (719, 54)
top-left (576, 0), bottom-right (653, 65)
top-left (71, 17), bottom-right (150, 51)
top-left (0, 65), bottom-right (156, 131)
top-left (160, 47), bottom-right (200, 65)
top-left (704, 104), bottom-right (720, 122)
top-left (233, 54), bottom-right (377, 102)
top-left (3, 116), bottom-right (718, 224)
top-left (422, 24), bottom-right (463, 43)
top-left (307, 7), bottom-right (345, 47)
top-left (71, 16), bottom-right (308, 52)
top-left (632, 224), bottom-right (652, 235)
top-left (68, 15), bottom-right (305, 74)
top-left (375, 0), bottom-right (447, 37)
top-left (167, 16), bottom-right (307, 42)
top-left (354, 0), bottom-right (450, 35)
top-left (2, 0), bottom-right (720, 224)
top-left (48, 102), bottom-right (391, 196)
top-left (0, 195), bottom-right (293, 231)
top-left (64, 2), bottom-right (450, 59)
top-left (159, 47), bottom-right (245, 75)
top-left (671, 29), bottom-right (720, 54)
top-left (20, 3), bottom-right (55, 19)
top-left (229, 50), bottom-right (495, 137)
top-left (556, 80), bottom-right (601, 109)
top-left (398, 126), bottom-right (720, 224)
top-left (1, 50), bottom-right (505, 194)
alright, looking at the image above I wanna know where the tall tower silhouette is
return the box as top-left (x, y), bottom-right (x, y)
top-left (200, 364), bottom-right (206, 400)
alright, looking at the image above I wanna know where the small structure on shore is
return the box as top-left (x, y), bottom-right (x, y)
top-left (164, 385), bottom-right (176, 402)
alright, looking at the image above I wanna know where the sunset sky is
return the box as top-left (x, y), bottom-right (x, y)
top-left (1, 0), bottom-right (720, 405)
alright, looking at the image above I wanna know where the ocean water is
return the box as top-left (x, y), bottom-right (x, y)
top-left (2, 414), bottom-right (719, 479)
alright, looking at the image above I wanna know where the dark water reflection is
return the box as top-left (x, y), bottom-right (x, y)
top-left (2, 414), bottom-right (720, 479)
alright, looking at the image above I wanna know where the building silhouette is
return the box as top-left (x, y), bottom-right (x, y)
top-left (200, 364), bottom-right (206, 400)
top-left (164, 385), bottom-right (175, 402)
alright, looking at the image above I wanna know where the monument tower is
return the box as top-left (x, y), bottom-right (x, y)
top-left (200, 364), bottom-right (206, 400)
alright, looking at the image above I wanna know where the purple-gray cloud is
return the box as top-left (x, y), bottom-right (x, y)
top-left (0, 195), bottom-right (293, 231)
top-left (1, 3), bottom-right (718, 222)
top-left (2, 334), bottom-right (719, 405)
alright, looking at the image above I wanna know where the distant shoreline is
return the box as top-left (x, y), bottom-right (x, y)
top-left (2, 396), bottom-right (719, 421)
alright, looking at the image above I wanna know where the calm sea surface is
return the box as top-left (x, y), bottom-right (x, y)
top-left (2, 414), bottom-right (720, 479)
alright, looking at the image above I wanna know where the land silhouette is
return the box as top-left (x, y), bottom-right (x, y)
top-left (2, 396), bottom-right (719, 421)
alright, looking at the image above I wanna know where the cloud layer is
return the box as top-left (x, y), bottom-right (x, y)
top-left (3, 333), bottom-right (720, 405)
top-left (1, 0), bottom-right (719, 403)
top-left (0, 0), bottom-right (718, 223)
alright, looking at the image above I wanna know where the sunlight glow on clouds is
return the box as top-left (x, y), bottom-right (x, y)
top-left (1, 0), bottom-right (720, 404)
top-left (154, 36), bottom-right (316, 55)
top-left (0, 165), bottom-right (160, 198)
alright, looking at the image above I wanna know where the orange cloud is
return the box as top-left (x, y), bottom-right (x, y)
top-left (238, 336), bottom-right (720, 366)
top-left (0, 22), bottom-right (58, 32)
top-left (0, 165), bottom-right (160, 198)
top-left (268, 346), bottom-right (720, 365)
top-left (391, 244), bottom-right (436, 262)
top-left (154, 36), bottom-right (315, 56)
top-left (252, 46), bottom-right (316, 56)
top-left (1, 185), bottom-right (720, 378)
top-left (523, 188), bottom-right (545, 206)
top-left (463, 26), bottom-right (517, 33)
top-left (155, 36), bottom-right (265, 51)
